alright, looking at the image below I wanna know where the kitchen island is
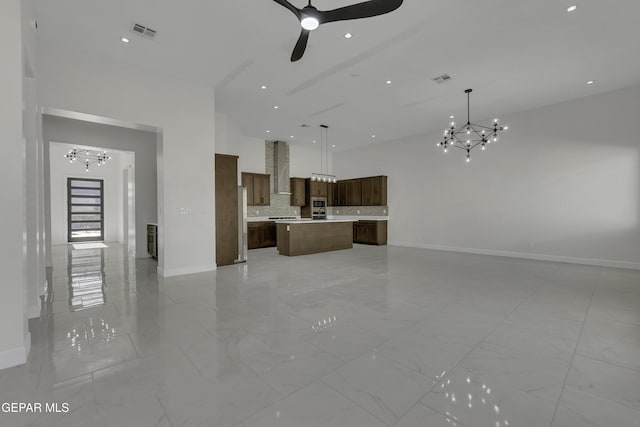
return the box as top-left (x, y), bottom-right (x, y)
top-left (276, 219), bottom-right (355, 256)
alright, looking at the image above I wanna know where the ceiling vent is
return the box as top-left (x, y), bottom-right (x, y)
top-left (131, 23), bottom-right (157, 39)
top-left (433, 74), bottom-right (452, 84)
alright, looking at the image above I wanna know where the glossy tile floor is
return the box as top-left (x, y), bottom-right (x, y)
top-left (1, 244), bottom-right (639, 427)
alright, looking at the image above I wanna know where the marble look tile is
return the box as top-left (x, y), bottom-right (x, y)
top-left (393, 402), bottom-right (468, 427)
top-left (564, 355), bottom-right (640, 412)
top-left (552, 387), bottom-right (640, 427)
top-left (375, 330), bottom-right (474, 380)
top-left (300, 322), bottom-right (388, 362)
top-left (422, 365), bottom-right (556, 427)
top-left (322, 352), bottom-right (433, 425)
top-left (4, 243), bottom-right (640, 427)
top-left (49, 333), bottom-right (139, 382)
top-left (156, 366), bottom-right (282, 427)
top-left (576, 318), bottom-right (640, 371)
top-left (242, 382), bottom-right (388, 427)
top-left (482, 318), bottom-right (580, 362)
top-left (236, 332), bottom-right (344, 395)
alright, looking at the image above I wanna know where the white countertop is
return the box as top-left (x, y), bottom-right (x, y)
top-left (247, 216), bottom-right (388, 222)
top-left (274, 219), bottom-right (356, 224)
top-left (328, 216), bottom-right (389, 221)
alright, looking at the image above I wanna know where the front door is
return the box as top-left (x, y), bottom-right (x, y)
top-left (67, 178), bottom-right (104, 242)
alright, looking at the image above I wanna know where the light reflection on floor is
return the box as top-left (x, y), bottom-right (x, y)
top-left (68, 248), bottom-right (106, 311)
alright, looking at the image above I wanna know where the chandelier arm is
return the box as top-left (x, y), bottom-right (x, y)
top-left (469, 123), bottom-right (496, 131)
top-left (451, 144), bottom-right (468, 151)
top-left (469, 141), bottom-right (484, 150)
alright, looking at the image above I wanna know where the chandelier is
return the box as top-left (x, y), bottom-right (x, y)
top-left (64, 148), bottom-right (112, 172)
top-left (437, 89), bottom-right (508, 163)
top-left (311, 124), bottom-right (337, 183)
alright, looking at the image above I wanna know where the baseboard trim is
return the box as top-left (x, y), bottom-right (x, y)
top-left (157, 264), bottom-right (217, 278)
top-left (388, 241), bottom-right (640, 270)
top-left (28, 304), bottom-right (41, 319)
top-left (0, 345), bottom-right (28, 370)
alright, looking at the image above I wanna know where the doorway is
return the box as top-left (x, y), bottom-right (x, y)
top-left (67, 178), bottom-right (104, 242)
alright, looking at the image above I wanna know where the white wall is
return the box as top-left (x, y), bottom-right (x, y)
top-left (334, 85), bottom-right (640, 268)
top-left (0, 0), bottom-right (28, 369)
top-left (215, 112), bottom-right (325, 183)
top-left (49, 143), bottom-right (127, 245)
top-left (38, 41), bottom-right (216, 276)
top-left (43, 116), bottom-right (155, 258)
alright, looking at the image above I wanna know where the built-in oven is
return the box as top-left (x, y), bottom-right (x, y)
top-left (311, 197), bottom-right (327, 220)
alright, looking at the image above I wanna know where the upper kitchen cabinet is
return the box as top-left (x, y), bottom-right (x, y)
top-left (327, 182), bottom-right (338, 206)
top-left (346, 179), bottom-right (362, 206)
top-left (290, 177), bottom-right (306, 206)
top-left (334, 176), bottom-right (387, 206)
top-left (242, 172), bottom-right (271, 206)
top-left (307, 179), bottom-right (328, 198)
top-left (361, 176), bottom-right (387, 206)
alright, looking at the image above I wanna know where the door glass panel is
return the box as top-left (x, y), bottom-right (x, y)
top-left (71, 205), bottom-right (101, 213)
top-left (70, 180), bottom-right (101, 188)
top-left (71, 188), bottom-right (102, 196)
top-left (71, 197), bottom-right (101, 205)
top-left (71, 222), bottom-right (102, 230)
top-left (71, 214), bottom-right (101, 221)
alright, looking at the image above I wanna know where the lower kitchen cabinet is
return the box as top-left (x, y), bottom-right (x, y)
top-left (248, 221), bottom-right (277, 249)
top-left (353, 220), bottom-right (387, 245)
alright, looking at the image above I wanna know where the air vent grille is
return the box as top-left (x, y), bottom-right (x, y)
top-left (131, 23), bottom-right (157, 39)
top-left (433, 74), bottom-right (452, 84)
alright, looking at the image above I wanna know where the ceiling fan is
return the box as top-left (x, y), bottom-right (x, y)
top-left (272, 0), bottom-right (404, 62)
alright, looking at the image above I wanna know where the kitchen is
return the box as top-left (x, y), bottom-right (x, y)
top-left (214, 138), bottom-right (389, 266)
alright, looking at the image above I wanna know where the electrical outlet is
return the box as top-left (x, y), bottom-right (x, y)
top-left (383, 209), bottom-right (387, 214)
top-left (357, 210), bottom-right (360, 214)
top-left (336, 210), bottom-right (340, 214)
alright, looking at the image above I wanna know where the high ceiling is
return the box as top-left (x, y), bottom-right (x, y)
top-left (36, 0), bottom-right (640, 151)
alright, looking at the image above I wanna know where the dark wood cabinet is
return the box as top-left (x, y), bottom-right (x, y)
top-left (327, 182), bottom-right (337, 206)
top-left (248, 221), bottom-right (277, 249)
top-left (215, 154), bottom-right (239, 266)
top-left (290, 177), bottom-right (306, 206)
top-left (334, 176), bottom-right (387, 206)
top-left (346, 179), bottom-right (362, 206)
top-left (361, 176), bottom-right (387, 206)
top-left (337, 181), bottom-right (347, 206)
top-left (242, 172), bottom-right (270, 206)
top-left (353, 220), bottom-right (387, 245)
top-left (308, 179), bottom-right (328, 198)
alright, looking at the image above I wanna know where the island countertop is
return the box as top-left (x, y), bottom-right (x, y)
top-left (274, 219), bottom-right (356, 224)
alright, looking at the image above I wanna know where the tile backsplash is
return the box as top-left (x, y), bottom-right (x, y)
top-left (328, 206), bottom-right (389, 216)
top-left (248, 194), bottom-right (299, 217)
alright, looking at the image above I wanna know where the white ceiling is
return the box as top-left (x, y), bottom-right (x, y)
top-left (35, 0), bottom-right (640, 151)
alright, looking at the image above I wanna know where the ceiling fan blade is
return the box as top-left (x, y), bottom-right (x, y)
top-left (318, 0), bottom-right (403, 24)
top-left (272, 0), bottom-right (301, 19)
top-left (291, 29), bottom-right (310, 62)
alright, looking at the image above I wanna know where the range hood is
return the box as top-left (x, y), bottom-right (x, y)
top-left (271, 141), bottom-right (291, 195)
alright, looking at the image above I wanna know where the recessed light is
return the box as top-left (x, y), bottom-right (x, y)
top-left (586, 80), bottom-right (594, 85)
top-left (450, 115), bottom-right (455, 119)
top-left (274, 105), bottom-right (279, 109)
top-left (312, 140), bottom-right (316, 143)
top-left (290, 135), bottom-right (294, 138)
top-left (372, 134), bottom-right (376, 138)
top-left (386, 80), bottom-right (392, 85)
top-left (332, 144), bottom-right (336, 148)
top-left (261, 85), bottom-right (267, 90)
top-left (567, 5), bottom-right (577, 12)
top-left (266, 130), bottom-right (271, 133)
top-left (344, 33), bottom-right (352, 39)
top-left (121, 37), bottom-right (130, 43)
